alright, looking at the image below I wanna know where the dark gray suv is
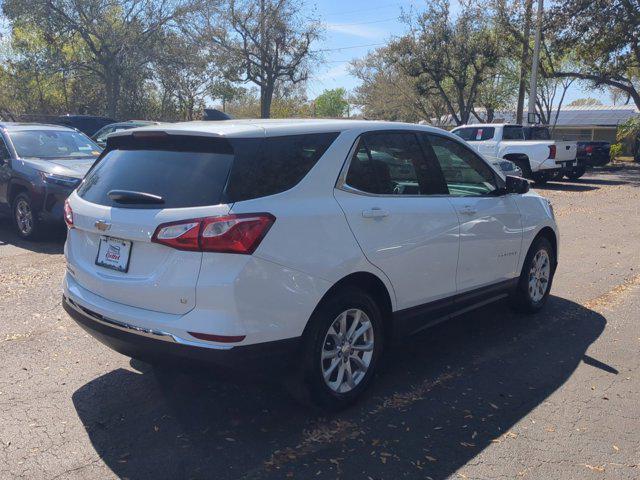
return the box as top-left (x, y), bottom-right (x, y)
top-left (0, 123), bottom-right (101, 239)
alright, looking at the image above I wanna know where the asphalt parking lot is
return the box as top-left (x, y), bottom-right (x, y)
top-left (1, 165), bottom-right (639, 480)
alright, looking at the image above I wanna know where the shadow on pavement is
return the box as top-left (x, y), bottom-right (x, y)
top-left (0, 217), bottom-right (65, 254)
top-left (73, 296), bottom-right (606, 480)
top-left (533, 182), bottom-right (599, 192)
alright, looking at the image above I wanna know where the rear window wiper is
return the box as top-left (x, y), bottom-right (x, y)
top-left (108, 190), bottom-right (165, 205)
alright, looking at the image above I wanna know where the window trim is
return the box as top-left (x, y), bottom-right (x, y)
top-left (336, 129), bottom-right (505, 198)
top-left (335, 129), bottom-right (450, 198)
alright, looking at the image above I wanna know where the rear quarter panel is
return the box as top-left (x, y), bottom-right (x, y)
top-left (229, 129), bottom-right (398, 311)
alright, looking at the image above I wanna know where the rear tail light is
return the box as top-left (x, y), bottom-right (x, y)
top-left (548, 145), bottom-right (556, 159)
top-left (585, 145), bottom-right (594, 153)
top-left (64, 200), bottom-right (74, 228)
top-left (151, 213), bottom-right (275, 254)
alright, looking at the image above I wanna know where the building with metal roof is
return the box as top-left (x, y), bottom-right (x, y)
top-left (441, 104), bottom-right (639, 144)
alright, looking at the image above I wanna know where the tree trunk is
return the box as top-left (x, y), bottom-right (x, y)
top-left (104, 70), bottom-right (120, 119)
top-left (260, 82), bottom-right (274, 119)
top-left (516, 0), bottom-right (533, 124)
top-left (486, 107), bottom-right (495, 123)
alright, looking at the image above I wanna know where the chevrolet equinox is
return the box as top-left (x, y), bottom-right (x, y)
top-left (63, 120), bottom-right (558, 409)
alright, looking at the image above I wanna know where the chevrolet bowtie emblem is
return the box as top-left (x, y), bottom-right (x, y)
top-left (95, 220), bottom-right (111, 232)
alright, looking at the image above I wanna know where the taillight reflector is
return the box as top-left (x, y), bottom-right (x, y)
top-left (188, 331), bottom-right (246, 343)
top-left (548, 145), bottom-right (556, 159)
top-left (64, 200), bottom-right (74, 228)
top-left (151, 213), bottom-right (275, 254)
top-left (585, 145), bottom-right (594, 153)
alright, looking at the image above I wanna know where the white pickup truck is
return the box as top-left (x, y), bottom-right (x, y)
top-left (451, 123), bottom-right (577, 184)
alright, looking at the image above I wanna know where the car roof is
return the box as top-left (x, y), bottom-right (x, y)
top-left (0, 122), bottom-right (79, 132)
top-left (453, 123), bottom-right (523, 129)
top-left (100, 120), bottom-right (160, 129)
top-left (109, 118), bottom-right (452, 139)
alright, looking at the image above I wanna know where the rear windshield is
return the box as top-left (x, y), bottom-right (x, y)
top-left (523, 127), bottom-right (551, 140)
top-left (453, 127), bottom-right (495, 141)
top-left (502, 126), bottom-right (525, 140)
top-left (77, 132), bottom-right (338, 208)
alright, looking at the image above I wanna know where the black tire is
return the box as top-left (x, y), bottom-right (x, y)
top-left (510, 236), bottom-right (555, 313)
top-left (13, 192), bottom-right (41, 240)
top-left (565, 166), bottom-right (586, 180)
top-left (510, 157), bottom-right (533, 179)
top-left (295, 287), bottom-right (384, 411)
top-left (533, 174), bottom-right (548, 186)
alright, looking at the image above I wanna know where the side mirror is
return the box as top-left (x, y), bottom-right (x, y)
top-left (505, 175), bottom-right (530, 194)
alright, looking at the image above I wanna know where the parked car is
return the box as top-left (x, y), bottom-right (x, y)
top-left (0, 123), bottom-right (101, 239)
top-left (491, 158), bottom-right (524, 177)
top-left (52, 115), bottom-right (116, 137)
top-left (92, 120), bottom-right (162, 147)
top-left (62, 120), bottom-right (558, 409)
top-left (577, 141), bottom-right (611, 168)
top-left (452, 124), bottom-right (577, 184)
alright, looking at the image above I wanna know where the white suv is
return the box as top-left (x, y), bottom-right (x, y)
top-left (63, 120), bottom-right (558, 409)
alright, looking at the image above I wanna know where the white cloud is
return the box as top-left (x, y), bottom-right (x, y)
top-left (316, 64), bottom-right (350, 82)
top-left (325, 23), bottom-right (385, 40)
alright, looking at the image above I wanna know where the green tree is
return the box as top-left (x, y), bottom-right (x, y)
top-left (2, 0), bottom-right (192, 118)
top-left (350, 47), bottom-right (447, 123)
top-left (210, 81), bottom-right (248, 113)
top-left (548, 0), bottom-right (640, 110)
top-left (617, 117), bottom-right (640, 162)
top-left (184, 0), bottom-right (321, 118)
top-left (314, 88), bottom-right (349, 118)
top-left (474, 59), bottom-right (519, 122)
top-left (155, 31), bottom-right (214, 121)
top-left (567, 98), bottom-right (603, 107)
top-left (394, 0), bottom-right (503, 125)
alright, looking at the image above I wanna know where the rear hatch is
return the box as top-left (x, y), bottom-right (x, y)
top-left (66, 133), bottom-right (234, 315)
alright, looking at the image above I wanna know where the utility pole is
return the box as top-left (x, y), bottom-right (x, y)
top-left (527, 0), bottom-right (543, 125)
top-left (259, 0), bottom-right (267, 118)
top-left (516, 0), bottom-right (533, 124)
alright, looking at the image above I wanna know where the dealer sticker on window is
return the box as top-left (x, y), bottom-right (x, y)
top-left (95, 236), bottom-right (132, 273)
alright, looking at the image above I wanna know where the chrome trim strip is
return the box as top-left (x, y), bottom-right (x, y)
top-left (64, 296), bottom-right (234, 350)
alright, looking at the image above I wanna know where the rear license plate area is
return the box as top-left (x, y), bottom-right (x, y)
top-left (95, 236), bottom-right (132, 273)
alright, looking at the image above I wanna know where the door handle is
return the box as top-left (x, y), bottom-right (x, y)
top-left (362, 208), bottom-right (389, 218)
top-left (459, 206), bottom-right (477, 215)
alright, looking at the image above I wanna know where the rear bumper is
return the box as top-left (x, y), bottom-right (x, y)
top-left (64, 295), bottom-right (301, 370)
top-left (579, 154), bottom-right (610, 167)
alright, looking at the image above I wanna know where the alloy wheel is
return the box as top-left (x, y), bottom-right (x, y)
top-left (528, 249), bottom-right (551, 303)
top-left (15, 199), bottom-right (33, 236)
top-left (321, 308), bottom-right (374, 394)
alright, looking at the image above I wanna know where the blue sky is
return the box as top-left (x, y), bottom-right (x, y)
top-left (306, 0), bottom-right (610, 105)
